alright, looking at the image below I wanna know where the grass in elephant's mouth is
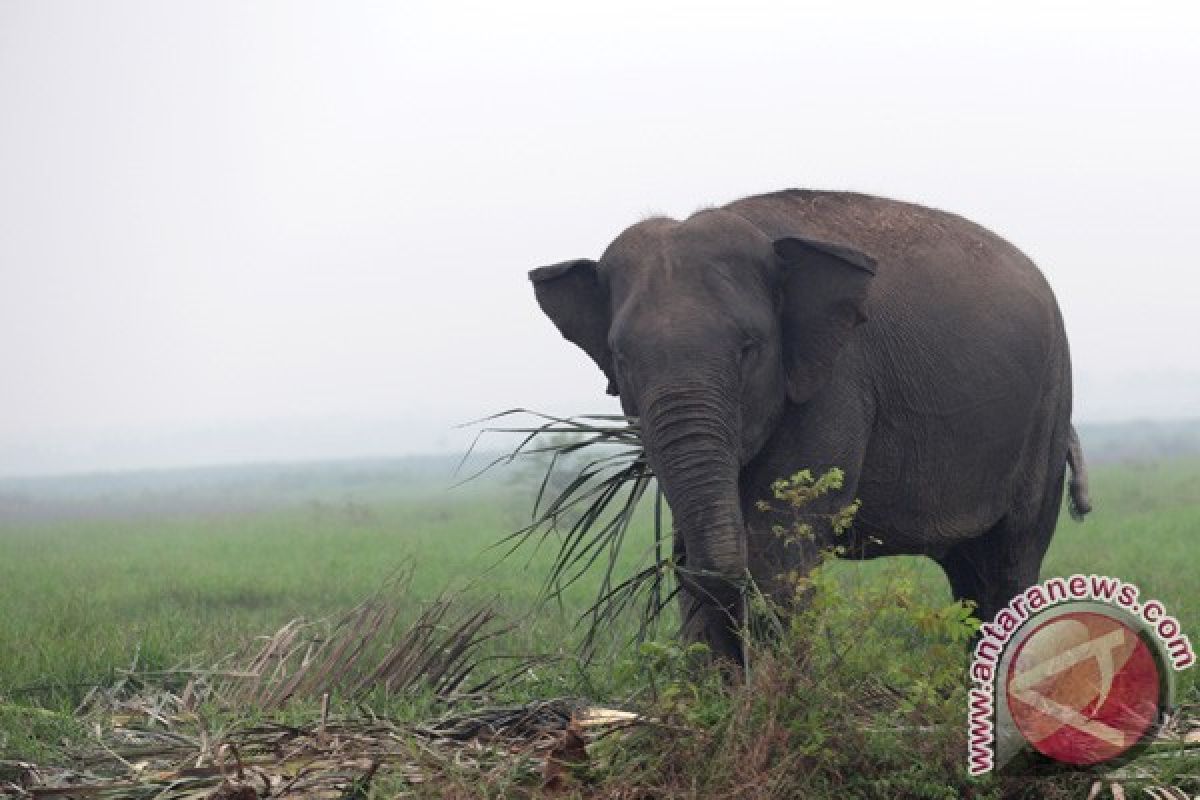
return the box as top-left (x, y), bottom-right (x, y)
top-left (460, 409), bottom-right (675, 656)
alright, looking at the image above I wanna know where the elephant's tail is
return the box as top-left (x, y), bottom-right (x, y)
top-left (1066, 425), bottom-right (1092, 521)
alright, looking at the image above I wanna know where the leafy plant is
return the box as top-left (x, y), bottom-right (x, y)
top-left (578, 465), bottom-right (992, 797)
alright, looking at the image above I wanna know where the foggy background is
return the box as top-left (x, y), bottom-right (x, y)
top-left (2, 1), bottom-right (1197, 478)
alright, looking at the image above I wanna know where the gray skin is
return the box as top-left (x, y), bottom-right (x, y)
top-left (530, 190), bottom-right (1092, 665)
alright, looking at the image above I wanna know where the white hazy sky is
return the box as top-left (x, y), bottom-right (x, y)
top-left (1, 1), bottom-right (1198, 476)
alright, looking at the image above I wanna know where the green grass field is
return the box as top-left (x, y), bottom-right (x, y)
top-left (1, 453), bottom-right (1196, 706)
top-left (0, 446), bottom-right (1197, 795)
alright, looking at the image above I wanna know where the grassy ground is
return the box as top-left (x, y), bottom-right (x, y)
top-left (0, 452), bottom-right (1196, 794)
top-left (2, 456), bottom-right (1196, 704)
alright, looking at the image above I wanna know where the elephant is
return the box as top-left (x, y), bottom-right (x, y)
top-left (529, 189), bottom-right (1092, 665)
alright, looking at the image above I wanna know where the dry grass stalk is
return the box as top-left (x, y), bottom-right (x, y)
top-left (219, 573), bottom-right (518, 711)
top-left (1, 700), bottom-right (641, 799)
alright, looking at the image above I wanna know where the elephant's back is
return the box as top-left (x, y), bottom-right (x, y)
top-left (726, 189), bottom-right (1065, 344)
top-left (728, 189), bottom-right (1073, 544)
top-left (730, 190), bottom-right (1043, 280)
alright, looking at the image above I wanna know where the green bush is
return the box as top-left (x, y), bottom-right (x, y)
top-left (581, 469), bottom-right (996, 798)
top-left (588, 554), bottom-right (990, 798)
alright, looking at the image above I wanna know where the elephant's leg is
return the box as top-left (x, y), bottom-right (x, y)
top-left (938, 467), bottom-right (1065, 622)
top-left (938, 524), bottom-right (1035, 624)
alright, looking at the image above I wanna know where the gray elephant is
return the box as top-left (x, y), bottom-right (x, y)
top-left (529, 189), bottom-right (1091, 664)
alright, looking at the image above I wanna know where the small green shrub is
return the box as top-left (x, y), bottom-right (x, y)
top-left (588, 554), bottom-right (989, 798)
top-left (582, 468), bottom-right (994, 798)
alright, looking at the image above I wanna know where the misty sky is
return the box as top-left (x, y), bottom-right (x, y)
top-left (2, 1), bottom-right (1198, 476)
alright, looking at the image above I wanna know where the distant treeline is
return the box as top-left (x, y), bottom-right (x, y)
top-left (0, 454), bottom-right (470, 523)
top-left (0, 419), bottom-right (1197, 524)
top-left (1077, 418), bottom-right (1200, 464)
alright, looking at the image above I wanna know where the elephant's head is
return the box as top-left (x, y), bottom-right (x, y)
top-left (529, 209), bottom-right (876, 661)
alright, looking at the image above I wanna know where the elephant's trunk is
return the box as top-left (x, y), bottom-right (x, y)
top-left (639, 380), bottom-right (746, 660)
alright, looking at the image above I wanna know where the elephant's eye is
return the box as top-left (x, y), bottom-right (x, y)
top-left (611, 351), bottom-right (634, 392)
top-left (612, 351), bottom-right (629, 375)
top-left (738, 339), bottom-right (761, 385)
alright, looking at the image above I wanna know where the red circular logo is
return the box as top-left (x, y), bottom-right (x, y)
top-left (1005, 611), bottom-right (1162, 765)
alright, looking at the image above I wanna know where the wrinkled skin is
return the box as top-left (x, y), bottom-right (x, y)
top-left (530, 190), bottom-right (1092, 665)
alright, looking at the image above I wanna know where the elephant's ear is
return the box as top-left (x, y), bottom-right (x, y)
top-left (774, 236), bottom-right (877, 405)
top-left (529, 259), bottom-right (618, 395)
